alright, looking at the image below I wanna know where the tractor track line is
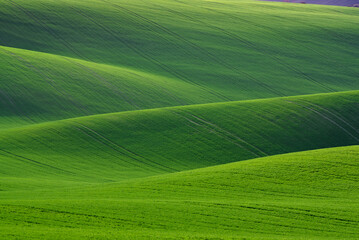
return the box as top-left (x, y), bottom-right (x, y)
top-left (0, 46), bottom-right (90, 116)
top-left (171, 111), bottom-right (261, 158)
top-left (65, 57), bottom-right (139, 110)
top-left (6, 0), bottom-right (87, 60)
top-left (285, 100), bottom-right (359, 142)
top-left (98, 0), bottom-right (232, 101)
top-left (186, 112), bottom-right (268, 156)
top-left (0, 149), bottom-right (74, 174)
top-left (120, 0), bottom-right (264, 95)
top-left (298, 99), bottom-right (359, 136)
top-left (143, 1), bottom-right (285, 96)
top-left (167, 0), bottom-right (335, 93)
top-left (126, 71), bottom-right (188, 106)
top-left (73, 126), bottom-right (156, 170)
top-left (176, 110), bottom-right (267, 157)
top-left (75, 122), bottom-right (177, 172)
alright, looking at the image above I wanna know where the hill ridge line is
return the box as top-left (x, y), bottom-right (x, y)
top-left (74, 144), bottom-right (359, 187)
top-left (0, 89), bottom-right (358, 133)
top-left (0, 44), bottom-right (175, 82)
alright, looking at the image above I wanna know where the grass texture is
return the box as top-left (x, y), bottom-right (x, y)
top-left (0, 91), bottom-right (358, 187)
top-left (1, 0), bottom-right (359, 239)
top-left (0, 0), bottom-right (358, 128)
top-left (1, 145), bottom-right (359, 239)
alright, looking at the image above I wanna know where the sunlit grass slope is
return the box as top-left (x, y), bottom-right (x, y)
top-left (0, 46), bottom-right (219, 129)
top-left (1, 145), bottom-right (359, 239)
top-left (0, 0), bottom-right (359, 128)
top-left (1, 90), bottom-right (359, 188)
top-left (1, 0), bottom-right (359, 238)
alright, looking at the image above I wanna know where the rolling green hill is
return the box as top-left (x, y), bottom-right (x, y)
top-left (1, 90), bottom-right (359, 189)
top-left (0, 46), bottom-right (218, 129)
top-left (1, 0), bottom-right (359, 239)
top-left (1, 145), bottom-right (359, 239)
top-left (0, 0), bottom-right (359, 128)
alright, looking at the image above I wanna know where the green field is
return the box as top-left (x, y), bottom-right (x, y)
top-left (1, 0), bottom-right (359, 239)
top-left (1, 0), bottom-right (359, 127)
top-left (2, 145), bottom-right (359, 239)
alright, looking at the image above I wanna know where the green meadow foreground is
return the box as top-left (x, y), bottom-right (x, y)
top-left (0, 0), bottom-right (359, 239)
top-left (1, 146), bottom-right (359, 239)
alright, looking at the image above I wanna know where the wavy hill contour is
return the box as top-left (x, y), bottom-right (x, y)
top-left (1, 91), bottom-right (358, 189)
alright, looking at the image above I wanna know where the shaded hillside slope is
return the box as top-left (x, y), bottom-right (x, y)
top-left (1, 145), bottom-right (359, 239)
top-left (0, 46), bottom-right (220, 129)
top-left (0, 0), bottom-right (359, 128)
top-left (1, 91), bottom-right (359, 188)
top-left (1, 0), bottom-right (358, 239)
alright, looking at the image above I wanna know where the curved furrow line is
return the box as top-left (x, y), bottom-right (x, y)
top-left (74, 122), bottom-right (178, 172)
top-left (187, 112), bottom-right (269, 157)
top-left (6, 0), bottom-right (87, 60)
top-left (271, 13), bottom-right (358, 49)
top-left (228, 103), bottom-right (311, 153)
top-left (125, 71), bottom-right (188, 106)
top-left (113, 112), bottom-right (211, 168)
top-left (297, 99), bottom-right (359, 136)
top-left (296, 10), bottom-right (359, 48)
top-left (173, 111), bottom-right (261, 158)
top-left (270, 205), bottom-right (359, 227)
top-left (0, 46), bottom-right (73, 117)
top-left (206, 202), bottom-right (359, 230)
top-left (64, 57), bottom-right (140, 110)
top-left (73, 126), bottom-right (154, 170)
top-left (74, 123), bottom-right (163, 171)
top-left (0, 46), bottom-right (90, 116)
top-left (141, 1), bottom-right (286, 97)
top-left (71, 1), bottom-right (229, 101)
top-left (0, 47), bottom-right (36, 123)
top-left (34, 3), bottom-right (139, 110)
top-left (25, 128), bottom-right (124, 176)
top-left (67, 4), bottom-right (191, 93)
top-left (202, 6), bottom-right (329, 59)
top-left (4, 2), bottom-right (188, 112)
top-left (166, 0), bottom-right (336, 93)
top-left (67, 125), bottom-right (141, 166)
top-left (0, 204), bottom-right (146, 226)
top-left (176, 110), bottom-right (268, 157)
top-left (109, 0), bottom-right (284, 97)
top-left (186, 206), bottom-right (345, 234)
top-left (97, 0), bottom-right (233, 101)
top-left (0, 149), bottom-right (74, 174)
top-left (222, 10), bottom-right (357, 77)
top-left (199, 0), bottom-right (355, 73)
top-left (111, 0), bottom-right (263, 95)
top-left (285, 100), bottom-right (359, 142)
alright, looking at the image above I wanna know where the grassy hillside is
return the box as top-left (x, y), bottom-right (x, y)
top-left (1, 145), bottom-right (359, 239)
top-left (0, 46), bottom-right (219, 129)
top-left (0, 0), bottom-right (359, 128)
top-left (1, 0), bottom-right (359, 239)
top-left (1, 90), bottom-right (359, 188)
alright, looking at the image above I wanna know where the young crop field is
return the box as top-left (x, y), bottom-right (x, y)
top-left (0, 0), bottom-right (358, 239)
